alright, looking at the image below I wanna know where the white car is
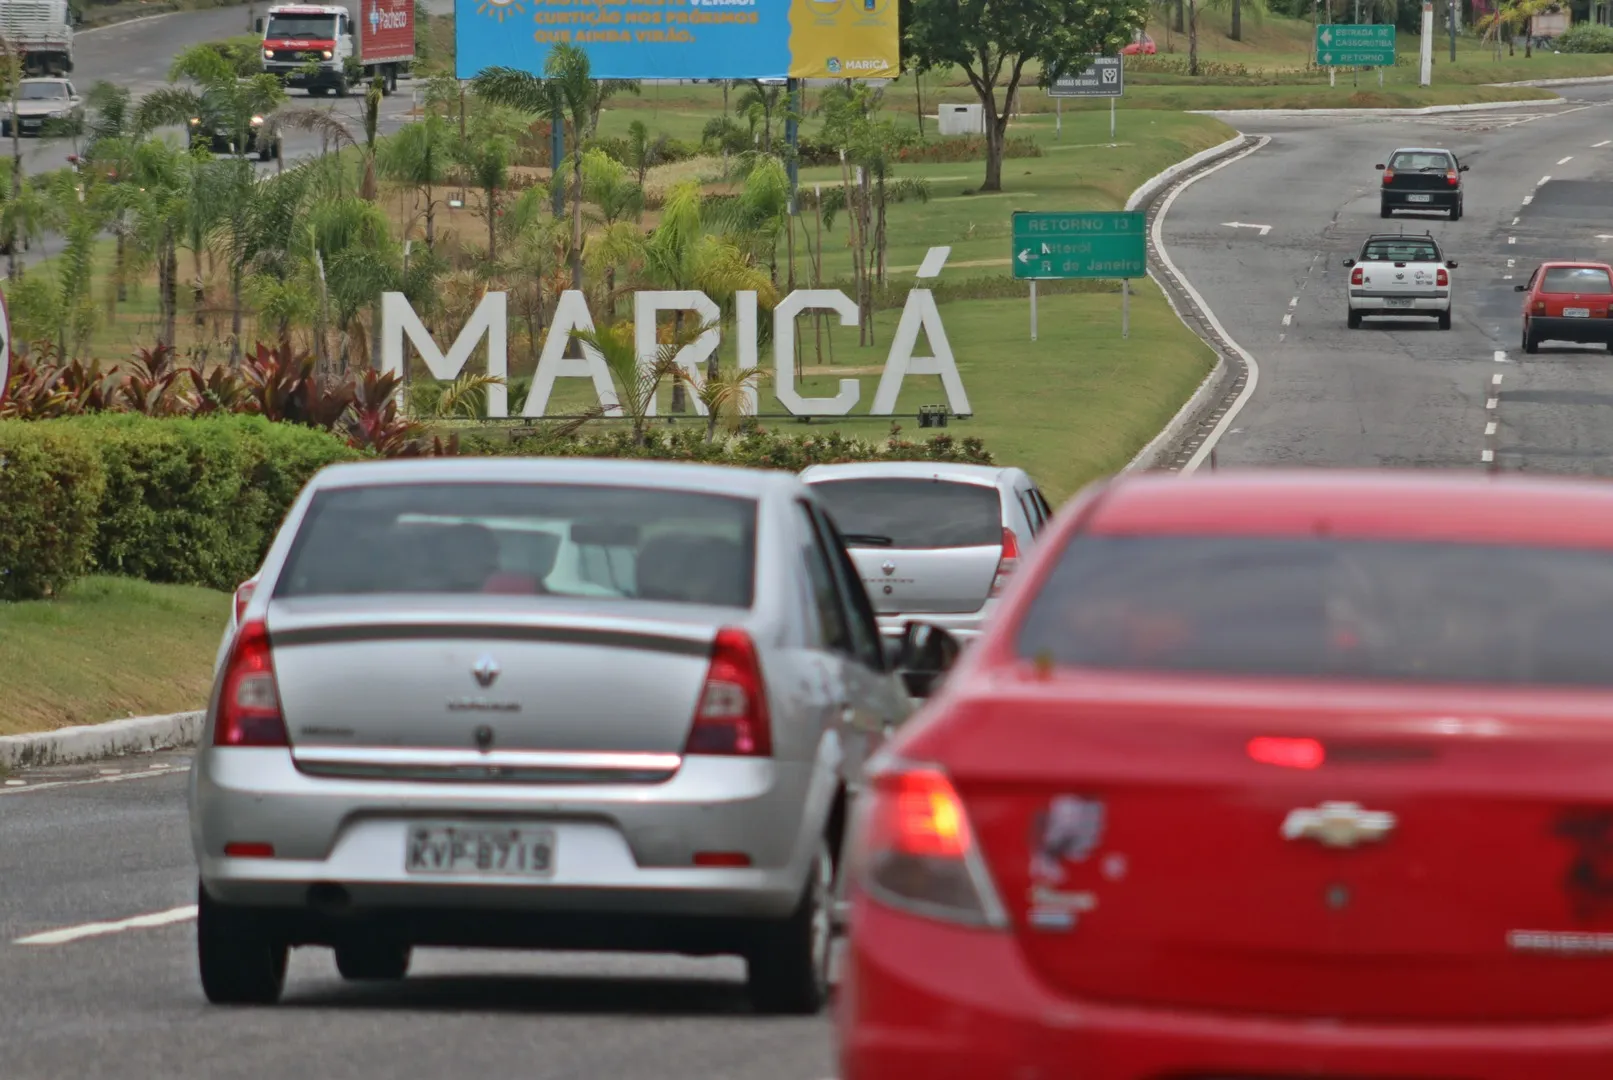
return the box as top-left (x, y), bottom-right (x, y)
top-left (1344, 232), bottom-right (1457, 330)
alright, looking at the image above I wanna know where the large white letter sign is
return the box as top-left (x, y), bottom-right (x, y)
top-left (736, 290), bottom-right (759, 418)
top-left (381, 290), bottom-right (508, 417)
top-left (634, 290), bottom-right (720, 418)
top-left (773, 289), bottom-right (859, 416)
top-left (871, 288), bottom-right (971, 416)
top-left (524, 290), bottom-right (619, 418)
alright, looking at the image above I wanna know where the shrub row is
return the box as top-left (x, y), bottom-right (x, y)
top-left (1556, 24), bottom-right (1613, 53)
top-left (1, 413), bottom-right (993, 602)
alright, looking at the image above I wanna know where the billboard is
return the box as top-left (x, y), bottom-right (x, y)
top-left (455, 0), bottom-right (899, 80)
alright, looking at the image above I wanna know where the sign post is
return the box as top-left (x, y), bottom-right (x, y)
top-left (1046, 57), bottom-right (1123, 142)
top-left (1011, 210), bottom-right (1147, 341)
top-left (0, 286), bottom-right (9, 407)
top-left (1421, 3), bottom-right (1434, 86)
top-left (1314, 23), bottom-right (1396, 88)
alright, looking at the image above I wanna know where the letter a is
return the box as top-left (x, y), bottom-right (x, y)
top-left (870, 288), bottom-right (970, 416)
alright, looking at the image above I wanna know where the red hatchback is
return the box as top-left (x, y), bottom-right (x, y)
top-left (839, 470), bottom-right (1613, 1080)
top-left (1518, 261), bottom-right (1613, 353)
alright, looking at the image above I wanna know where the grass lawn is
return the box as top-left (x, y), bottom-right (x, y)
top-left (0, 576), bottom-right (225, 737)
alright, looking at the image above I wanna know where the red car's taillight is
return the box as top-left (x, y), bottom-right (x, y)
top-left (1351, 266), bottom-right (1365, 286)
top-left (233, 579), bottom-right (257, 623)
top-left (684, 627), bottom-right (772, 756)
top-left (1381, 168), bottom-right (1395, 184)
top-left (1248, 736), bottom-right (1325, 770)
top-left (1436, 268), bottom-right (1449, 287)
top-left (851, 761), bottom-right (1007, 927)
top-left (1446, 168), bottom-right (1459, 186)
top-left (989, 527), bottom-right (1020, 598)
top-left (215, 619), bottom-right (289, 747)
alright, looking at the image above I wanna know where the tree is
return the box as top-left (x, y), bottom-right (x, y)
top-left (904, 0), bottom-right (1147, 191)
top-left (376, 111), bottom-right (454, 246)
top-left (266, 77), bottom-right (386, 200)
top-left (138, 44), bottom-right (286, 161)
top-left (569, 321), bottom-right (695, 447)
top-left (585, 78), bottom-right (640, 138)
top-left (1479, 0), bottom-right (1557, 57)
top-left (543, 44), bottom-right (595, 290)
top-left (80, 81), bottom-right (143, 304)
top-left (1, 39), bottom-right (23, 280)
top-left (736, 80), bottom-right (785, 153)
top-left (625, 119), bottom-right (662, 189)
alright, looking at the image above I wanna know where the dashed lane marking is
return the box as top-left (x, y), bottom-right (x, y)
top-left (1512, 217), bottom-right (1520, 225)
top-left (1494, 373), bottom-right (1504, 387)
top-left (1482, 449), bottom-right (1495, 463)
top-left (1281, 313), bottom-right (1292, 326)
top-left (1596, 140), bottom-right (1612, 148)
top-left (14, 905), bottom-right (197, 946)
top-left (1558, 156), bottom-right (1574, 165)
top-left (0, 764), bottom-right (188, 797)
top-left (1486, 422), bottom-right (1498, 436)
top-left (1504, 274), bottom-right (1513, 280)
top-left (1539, 175), bottom-right (1552, 186)
top-left (1508, 236), bottom-right (1517, 244)
top-left (1495, 350), bottom-right (1508, 363)
top-left (1523, 195), bottom-right (1534, 205)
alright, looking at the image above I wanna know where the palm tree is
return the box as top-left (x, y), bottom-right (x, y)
top-left (266, 77), bottom-right (386, 200)
top-left (119, 137), bottom-right (192, 346)
top-left (376, 111), bottom-right (454, 246)
top-left (585, 79), bottom-right (641, 139)
top-left (304, 193), bottom-right (398, 369)
top-left (736, 81), bottom-right (785, 153)
top-left (200, 155), bottom-right (262, 361)
top-left (569, 321), bottom-right (693, 447)
top-left (580, 148), bottom-right (644, 319)
top-left (139, 45), bottom-right (286, 161)
top-left (454, 109), bottom-right (517, 261)
top-left (625, 118), bottom-right (663, 189)
top-left (80, 81), bottom-right (143, 304)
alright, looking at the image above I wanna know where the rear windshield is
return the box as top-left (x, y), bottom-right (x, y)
top-left (1390, 151), bottom-right (1452, 171)
top-left (1542, 267), bottom-right (1613, 295)
top-left (275, 483), bottom-right (757, 607)
top-left (1016, 535), bottom-right (1613, 687)
top-left (19, 83), bottom-right (67, 100)
top-left (810, 478), bottom-right (1002, 549)
top-left (1361, 240), bottom-right (1439, 263)
top-left (264, 14), bottom-right (337, 37)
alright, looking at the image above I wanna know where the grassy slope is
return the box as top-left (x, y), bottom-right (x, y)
top-left (0, 577), bottom-right (226, 737)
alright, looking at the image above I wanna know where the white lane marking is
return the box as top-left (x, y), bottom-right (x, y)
top-left (0, 766), bottom-right (188, 797)
top-left (15, 905), bottom-right (197, 946)
top-left (1277, 332), bottom-right (1286, 342)
top-left (1539, 175), bottom-right (1552, 185)
top-left (1596, 140), bottom-right (1612, 148)
top-left (1504, 274), bottom-right (1513, 280)
top-left (1281, 313), bottom-right (1292, 326)
top-left (3, 779), bottom-right (25, 787)
top-left (1557, 156), bottom-right (1574, 165)
top-left (1494, 373), bottom-right (1504, 386)
top-left (1508, 236), bottom-right (1517, 244)
top-left (1221, 221), bottom-right (1272, 236)
top-left (1486, 421), bottom-right (1498, 436)
top-left (1512, 217), bottom-right (1520, 226)
top-left (1523, 195), bottom-right (1534, 205)
top-left (1288, 296), bottom-right (1298, 308)
top-left (1495, 350), bottom-right (1508, 363)
top-left (1487, 397), bottom-right (1499, 409)
top-left (1482, 449), bottom-right (1495, 463)
top-left (1508, 258), bottom-right (1516, 267)
top-left (1151, 136), bottom-right (1271, 475)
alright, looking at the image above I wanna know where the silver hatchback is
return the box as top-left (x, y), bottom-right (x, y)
top-left (190, 458), bottom-right (960, 1012)
top-left (799, 462), bottom-right (1054, 643)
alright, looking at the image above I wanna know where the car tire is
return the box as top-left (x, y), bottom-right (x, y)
top-left (1523, 321), bottom-right (1540, 354)
top-left (1438, 308), bottom-right (1452, 330)
top-left (1451, 201), bottom-right (1462, 221)
top-left (745, 838), bottom-right (834, 1016)
top-left (196, 883), bottom-right (287, 1005)
top-left (1379, 201), bottom-right (1392, 219)
top-left (334, 940), bottom-right (411, 981)
top-left (308, 87), bottom-right (328, 97)
top-left (1347, 309), bottom-right (1362, 329)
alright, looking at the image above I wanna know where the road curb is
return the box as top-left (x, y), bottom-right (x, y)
top-left (1189, 96), bottom-right (1563, 119)
top-left (1488, 75), bottom-right (1613, 87)
top-left (1122, 133), bottom-right (1254, 472)
top-left (0, 711), bottom-right (203, 770)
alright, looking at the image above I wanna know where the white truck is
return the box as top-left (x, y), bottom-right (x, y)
top-left (1343, 232), bottom-right (1458, 331)
top-left (0, 0), bottom-right (75, 77)
top-left (256, 0), bottom-right (414, 97)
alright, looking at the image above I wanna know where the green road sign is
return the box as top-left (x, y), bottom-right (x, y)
top-left (1011, 211), bottom-right (1146, 280)
top-left (1315, 23), bottom-right (1396, 66)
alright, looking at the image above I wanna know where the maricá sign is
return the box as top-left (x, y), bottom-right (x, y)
top-left (381, 249), bottom-right (970, 418)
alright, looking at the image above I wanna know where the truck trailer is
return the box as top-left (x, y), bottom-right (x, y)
top-left (0, 0), bottom-right (75, 76)
top-left (256, 0), bottom-right (413, 97)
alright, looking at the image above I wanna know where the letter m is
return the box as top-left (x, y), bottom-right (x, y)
top-left (381, 291), bottom-right (509, 417)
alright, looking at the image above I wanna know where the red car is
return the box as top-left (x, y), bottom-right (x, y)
top-left (839, 469), bottom-right (1613, 1080)
top-left (1517, 261), bottom-right (1613, 353)
top-left (1121, 31), bottom-right (1157, 55)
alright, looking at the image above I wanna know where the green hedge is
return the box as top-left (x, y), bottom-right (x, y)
top-left (0, 422), bottom-right (107, 601)
top-left (1555, 24), bottom-right (1613, 53)
top-left (0, 415), bottom-right (359, 598)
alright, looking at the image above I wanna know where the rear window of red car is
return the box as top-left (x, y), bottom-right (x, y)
top-left (1541, 267), bottom-right (1613, 294)
top-left (1016, 535), bottom-right (1613, 686)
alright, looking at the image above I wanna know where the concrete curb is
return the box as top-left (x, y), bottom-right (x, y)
top-left (1190, 96), bottom-right (1563, 119)
top-left (1488, 75), bottom-right (1613, 87)
top-left (1121, 133), bottom-right (1253, 473)
top-left (0, 711), bottom-right (203, 770)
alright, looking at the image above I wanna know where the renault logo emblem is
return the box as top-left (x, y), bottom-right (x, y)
top-left (881, 560), bottom-right (896, 575)
top-left (472, 655), bottom-right (500, 688)
top-left (1281, 801), bottom-right (1396, 849)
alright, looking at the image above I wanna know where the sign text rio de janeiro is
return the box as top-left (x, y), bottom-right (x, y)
top-left (381, 247), bottom-right (970, 419)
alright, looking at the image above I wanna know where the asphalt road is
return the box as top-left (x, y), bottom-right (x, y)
top-left (1160, 86), bottom-right (1613, 472)
top-left (0, 752), bottom-right (837, 1080)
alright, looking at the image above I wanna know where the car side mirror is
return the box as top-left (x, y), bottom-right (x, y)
top-left (894, 622), bottom-right (960, 699)
top-left (1374, 163), bottom-right (1386, 170)
top-left (1446, 260), bottom-right (1458, 268)
top-left (1514, 284), bottom-right (1527, 291)
top-left (1342, 258), bottom-right (1355, 267)
top-left (1460, 164), bottom-right (1470, 172)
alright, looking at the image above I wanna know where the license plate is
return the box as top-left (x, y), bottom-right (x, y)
top-left (1565, 308), bottom-right (1590, 318)
top-left (1407, 194), bottom-right (1432, 203)
top-left (1387, 297), bottom-right (1414, 307)
top-left (405, 824), bottom-right (555, 877)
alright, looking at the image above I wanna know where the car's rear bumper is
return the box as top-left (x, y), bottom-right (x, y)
top-left (1383, 189), bottom-right (1459, 209)
top-left (875, 608), bottom-right (989, 644)
top-left (1530, 315), bottom-right (1613, 344)
top-left (839, 897), bottom-right (1613, 1080)
top-left (192, 747), bottom-right (821, 923)
top-left (1349, 292), bottom-right (1450, 314)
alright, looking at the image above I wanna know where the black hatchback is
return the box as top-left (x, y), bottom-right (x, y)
top-left (1377, 147), bottom-right (1469, 220)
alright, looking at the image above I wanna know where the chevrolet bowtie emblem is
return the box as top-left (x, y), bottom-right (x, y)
top-left (1281, 801), bottom-right (1396, 849)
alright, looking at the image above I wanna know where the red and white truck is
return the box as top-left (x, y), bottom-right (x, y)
top-left (256, 0), bottom-right (414, 97)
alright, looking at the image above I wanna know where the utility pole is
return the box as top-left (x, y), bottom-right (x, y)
top-left (1449, 0), bottom-right (1457, 61)
top-left (4, 39), bottom-right (20, 281)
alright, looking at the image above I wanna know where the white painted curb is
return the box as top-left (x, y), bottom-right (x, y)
top-left (1123, 132), bottom-right (1248, 213)
top-left (1490, 75), bottom-right (1613, 87)
top-left (1191, 96), bottom-right (1563, 119)
top-left (0, 711), bottom-right (203, 770)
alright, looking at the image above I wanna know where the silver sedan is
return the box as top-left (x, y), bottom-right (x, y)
top-left (189, 457), bottom-right (959, 1012)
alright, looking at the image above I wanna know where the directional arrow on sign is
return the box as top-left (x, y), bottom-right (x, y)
top-left (1223, 221), bottom-right (1273, 236)
top-left (1320, 27), bottom-right (1332, 44)
top-left (1017, 249), bottom-right (1032, 263)
top-left (1321, 51), bottom-right (1333, 63)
